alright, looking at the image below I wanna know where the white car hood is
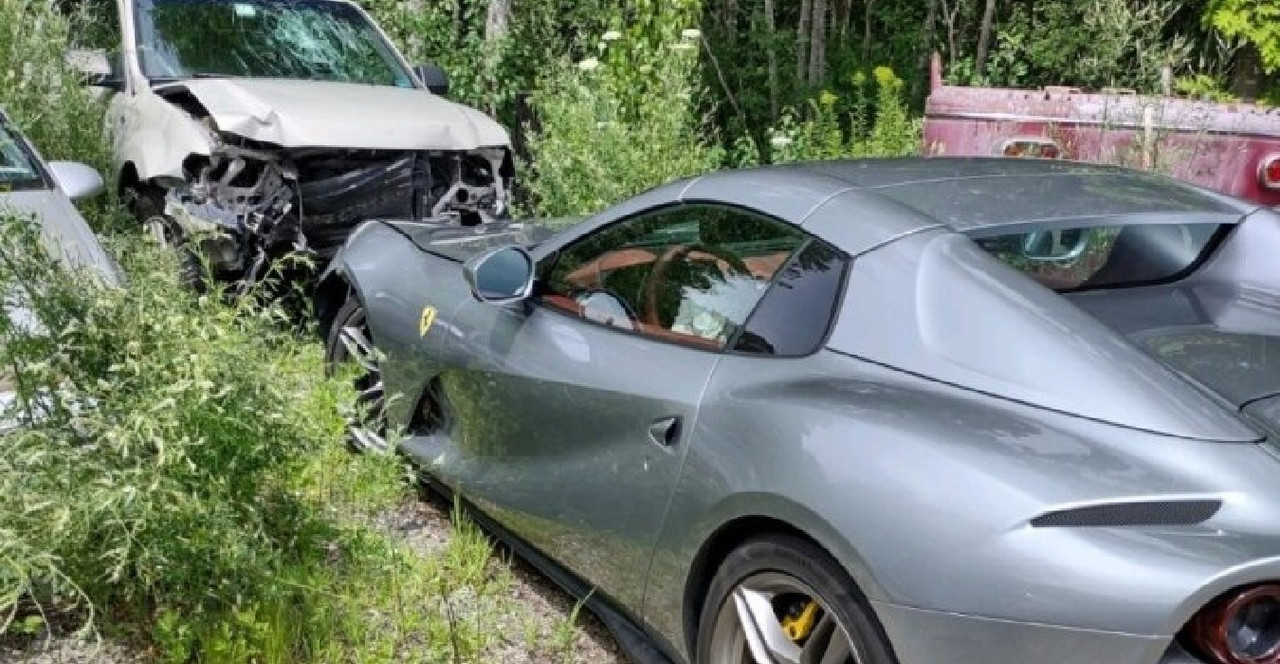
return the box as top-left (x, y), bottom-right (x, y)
top-left (169, 78), bottom-right (511, 151)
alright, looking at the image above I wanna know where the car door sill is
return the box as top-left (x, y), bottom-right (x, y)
top-left (412, 470), bottom-right (682, 664)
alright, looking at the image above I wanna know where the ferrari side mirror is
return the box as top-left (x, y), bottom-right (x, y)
top-left (47, 161), bottom-right (105, 201)
top-left (464, 245), bottom-right (534, 304)
top-left (1018, 229), bottom-right (1091, 262)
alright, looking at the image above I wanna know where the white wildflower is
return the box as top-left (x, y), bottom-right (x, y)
top-left (577, 57), bottom-right (601, 71)
top-left (602, 30), bottom-right (622, 41)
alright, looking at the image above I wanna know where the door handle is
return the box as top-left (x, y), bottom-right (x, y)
top-left (648, 416), bottom-right (681, 448)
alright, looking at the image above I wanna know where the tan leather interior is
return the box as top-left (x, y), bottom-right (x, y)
top-left (540, 293), bottom-right (722, 350)
top-left (565, 247), bottom-right (791, 289)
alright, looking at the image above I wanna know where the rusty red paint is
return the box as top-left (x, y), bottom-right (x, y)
top-left (923, 54), bottom-right (1280, 207)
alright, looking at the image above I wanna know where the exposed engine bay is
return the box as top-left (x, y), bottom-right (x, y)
top-left (163, 128), bottom-right (512, 288)
top-left (129, 81), bottom-right (514, 292)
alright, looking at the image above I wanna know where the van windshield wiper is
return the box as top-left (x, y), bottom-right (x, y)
top-left (148, 72), bottom-right (247, 85)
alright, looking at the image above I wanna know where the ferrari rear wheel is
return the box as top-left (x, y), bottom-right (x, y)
top-left (697, 535), bottom-right (896, 664)
top-left (325, 296), bottom-right (388, 453)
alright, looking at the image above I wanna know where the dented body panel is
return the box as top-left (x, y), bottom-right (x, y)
top-left (108, 86), bottom-right (213, 181)
top-left (165, 78), bottom-right (509, 151)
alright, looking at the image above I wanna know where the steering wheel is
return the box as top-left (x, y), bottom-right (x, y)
top-left (642, 244), bottom-right (749, 327)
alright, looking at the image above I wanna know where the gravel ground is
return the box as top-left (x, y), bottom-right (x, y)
top-left (383, 494), bottom-right (629, 664)
top-left (0, 637), bottom-right (146, 664)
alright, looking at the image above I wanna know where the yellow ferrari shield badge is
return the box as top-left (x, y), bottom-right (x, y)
top-left (419, 306), bottom-right (437, 337)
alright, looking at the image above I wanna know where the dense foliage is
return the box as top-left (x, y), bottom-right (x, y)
top-left (0, 0), bottom-right (108, 170)
top-left (0, 0), bottom-right (1277, 658)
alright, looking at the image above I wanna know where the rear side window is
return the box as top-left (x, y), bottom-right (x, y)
top-left (972, 223), bottom-right (1227, 292)
top-left (731, 240), bottom-right (848, 357)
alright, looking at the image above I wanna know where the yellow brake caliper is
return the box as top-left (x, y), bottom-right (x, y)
top-left (781, 600), bottom-right (820, 642)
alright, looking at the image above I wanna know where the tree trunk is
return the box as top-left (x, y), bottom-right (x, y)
top-left (764, 0), bottom-right (780, 120)
top-left (861, 0), bottom-right (876, 64)
top-left (940, 0), bottom-right (958, 63)
top-left (833, 0), bottom-right (849, 44)
top-left (485, 0), bottom-right (511, 44)
top-left (913, 0), bottom-right (939, 101)
top-left (974, 0), bottom-right (996, 78)
top-left (796, 0), bottom-right (812, 83)
top-left (808, 0), bottom-right (827, 86)
top-left (725, 0), bottom-right (739, 43)
top-left (1232, 45), bottom-right (1265, 102)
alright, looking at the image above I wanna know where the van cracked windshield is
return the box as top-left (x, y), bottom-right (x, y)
top-left (134, 0), bottom-right (415, 86)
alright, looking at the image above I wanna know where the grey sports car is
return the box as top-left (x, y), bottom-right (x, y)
top-left (316, 158), bottom-right (1280, 664)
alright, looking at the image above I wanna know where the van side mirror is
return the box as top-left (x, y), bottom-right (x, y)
top-left (414, 63), bottom-right (450, 96)
top-left (463, 246), bottom-right (534, 304)
top-left (66, 49), bottom-right (124, 91)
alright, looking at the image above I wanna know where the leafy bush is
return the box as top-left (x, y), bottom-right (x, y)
top-left (0, 0), bottom-right (110, 173)
top-left (737, 67), bottom-right (921, 166)
top-left (360, 0), bottom-right (617, 125)
top-left (522, 21), bottom-right (723, 217)
top-left (1175, 72), bottom-right (1240, 101)
top-left (0, 211), bottom-right (547, 662)
top-left (952, 0), bottom-right (1191, 93)
top-left (0, 213), bottom-right (366, 653)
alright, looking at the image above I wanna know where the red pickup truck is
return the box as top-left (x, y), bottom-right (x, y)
top-left (923, 55), bottom-right (1280, 207)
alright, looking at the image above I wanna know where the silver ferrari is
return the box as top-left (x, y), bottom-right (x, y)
top-left (318, 158), bottom-right (1280, 664)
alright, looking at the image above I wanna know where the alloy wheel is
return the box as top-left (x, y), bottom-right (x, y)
top-left (335, 305), bottom-right (388, 453)
top-left (707, 572), bottom-right (862, 664)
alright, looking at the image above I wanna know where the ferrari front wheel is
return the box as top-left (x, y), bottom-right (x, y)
top-left (697, 535), bottom-right (896, 664)
top-left (325, 295), bottom-right (388, 453)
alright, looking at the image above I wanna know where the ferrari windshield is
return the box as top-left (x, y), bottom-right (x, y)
top-left (0, 122), bottom-right (47, 192)
top-left (973, 222), bottom-right (1227, 291)
top-left (133, 0), bottom-right (414, 87)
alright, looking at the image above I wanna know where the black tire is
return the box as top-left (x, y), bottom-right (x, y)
top-left (143, 213), bottom-right (205, 292)
top-left (325, 295), bottom-right (388, 453)
top-left (122, 182), bottom-right (165, 223)
top-left (324, 295), bottom-right (363, 372)
top-left (696, 534), bottom-right (898, 664)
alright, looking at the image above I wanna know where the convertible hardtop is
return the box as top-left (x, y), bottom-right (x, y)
top-left (769, 158), bottom-right (1256, 232)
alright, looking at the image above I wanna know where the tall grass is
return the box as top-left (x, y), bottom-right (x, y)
top-left (733, 66), bottom-right (922, 166)
top-left (0, 212), bottom-right (551, 661)
top-left (0, 0), bottom-right (110, 173)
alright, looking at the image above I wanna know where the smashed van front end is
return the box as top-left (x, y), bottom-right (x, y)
top-left (107, 0), bottom-right (513, 284)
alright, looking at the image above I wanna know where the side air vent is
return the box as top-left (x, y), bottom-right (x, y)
top-left (408, 378), bottom-right (451, 436)
top-left (1030, 500), bottom-right (1222, 528)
